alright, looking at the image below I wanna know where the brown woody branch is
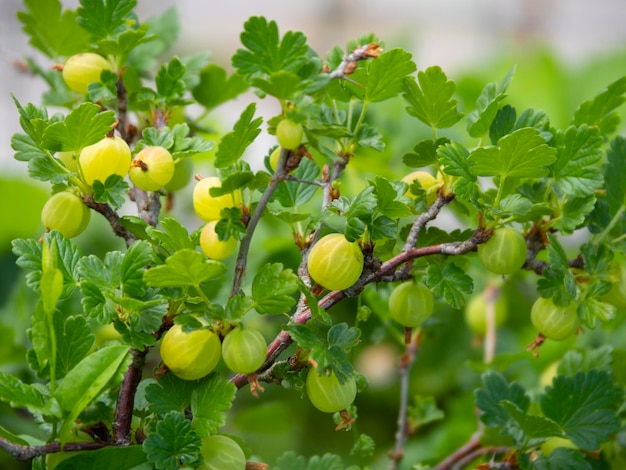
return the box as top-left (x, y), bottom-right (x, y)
top-left (0, 436), bottom-right (114, 461)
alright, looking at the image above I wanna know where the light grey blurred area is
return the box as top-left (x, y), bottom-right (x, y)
top-left (1, 0), bottom-right (626, 171)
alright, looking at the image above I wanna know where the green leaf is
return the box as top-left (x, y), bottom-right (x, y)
top-left (252, 263), bottom-right (299, 314)
top-left (232, 16), bottom-right (309, 77)
top-left (550, 125), bottom-right (603, 198)
top-left (327, 323), bottom-right (360, 350)
top-left (17, 0), bottom-right (91, 58)
top-left (273, 158), bottom-right (320, 207)
top-left (147, 217), bottom-right (196, 254)
top-left (143, 411), bottom-right (201, 470)
top-left (537, 235), bottom-right (578, 305)
top-left (214, 103), bottom-right (262, 168)
top-left (146, 373), bottom-right (194, 415)
top-left (350, 434), bottom-right (375, 459)
top-left (531, 447), bottom-right (591, 470)
top-left (27, 154), bottom-right (69, 184)
top-left (274, 451), bottom-right (345, 470)
top-left (55, 345), bottom-right (129, 441)
top-left (489, 104), bottom-right (517, 144)
top-left (540, 370), bottom-right (622, 450)
top-left (370, 176), bottom-right (412, 219)
top-left (365, 49), bottom-right (416, 102)
top-left (42, 104), bottom-right (116, 153)
top-left (557, 346), bottom-right (613, 378)
top-left (578, 296), bottom-right (616, 326)
top-left (407, 395), bottom-right (444, 430)
top-left (96, 27), bottom-right (153, 64)
top-left (192, 64), bottom-right (249, 110)
top-left (55, 446), bottom-right (147, 470)
top-left (0, 371), bottom-right (52, 416)
top-left (437, 141), bottom-right (474, 180)
top-left (501, 401), bottom-right (562, 440)
top-left (403, 138), bottom-right (450, 168)
top-left (144, 250), bottom-right (227, 287)
top-left (11, 132), bottom-right (48, 163)
top-left (426, 263), bottom-right (473, 309)
top-left (467, 67), bottom-right (515, 137)
top-left (356, 124), bottom-right (385, 152)
top-left (12, 230), bottom-right (82, 298)
top-left (468, 127), bottom-right (556, 179)
top-left (475, 371), bottom-right (529, 428)
top-left (572, 76), bottom-right (626, 136)
top-left (77, 0), bottom-right (137, 39)
top-left (155, 57), bottom-right (186, 103)
top-left (92, 174), bottom-right (129, 209)
top-left (402, 66), bottom-right (463, 129)
top-left (121, 240), bottom-right (152, 298)
top-left (603, 137), bottom-right (626, 231)
top-left (554, 195), bottom-right (596, 234)
top-left (191, 374), bottom-right (237, 437)
top-left (56, 315), bottom-right (95, 378)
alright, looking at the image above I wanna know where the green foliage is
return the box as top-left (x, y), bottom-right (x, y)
top-left (3, 1), bottom-right (626, 469)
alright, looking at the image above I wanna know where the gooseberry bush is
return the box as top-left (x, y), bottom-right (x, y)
top-left (3, 0), bottom-right (626, 469)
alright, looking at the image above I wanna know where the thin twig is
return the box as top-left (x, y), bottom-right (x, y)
top-left (388, 331), bottom-right (422, 469)
top-left (0, 436), bottom-right (114, 461)
top-left (230, 148), bottom-right (289, 297)
top-left (113, 348), bottom-right (148, 443)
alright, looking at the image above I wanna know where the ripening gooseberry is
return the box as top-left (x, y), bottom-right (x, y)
top-left (129, 146), bottom-right (175, 191)
top-left (193, 176), bottom-right (240, 222)
top-left (276, 119), bottom-right (303, 150)
top-left (221, 326), bottom-right (267, 374)
top-left (401, 171), bottom-right (441, 205)
top-left (530, 297), bottom-right (579, 341)
top-left (306, 368), bottom-right (357, 413)
top-left (199, 435), bottom-right (246, 470)
top-left (62, 53), bottom-right (111, 94)
top-left (478, 227), bottom-right (527, 275)
top-left (41, 192), bottom-right (90, 238)
top-left (79, 136), bottom-right (131, 186)
top-left (199, 221), bottom-right (238, 260)
top-left (388, 281), bottom-right (434, 328)
top-left (307, 233), bottom-right (364, 291)
top-left (159, 323), bottom-right (221, 380)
